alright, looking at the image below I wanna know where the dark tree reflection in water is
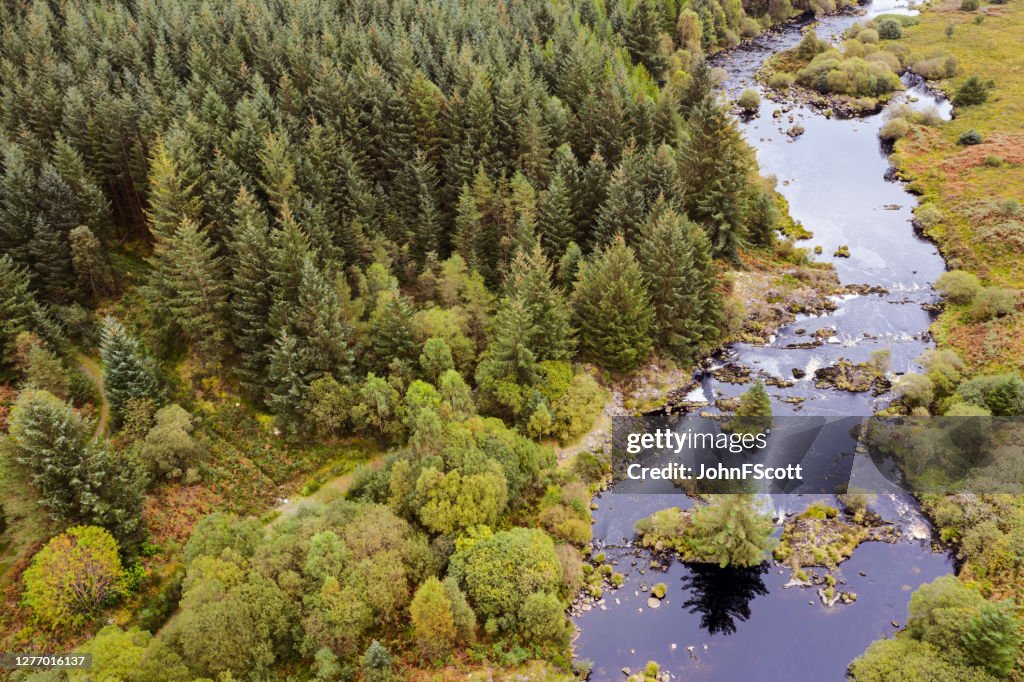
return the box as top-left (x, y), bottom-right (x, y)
top-left (680, 563), bottom-right (769, 635)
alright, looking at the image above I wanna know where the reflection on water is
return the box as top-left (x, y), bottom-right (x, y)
top-left (680, 563), bottom-right (770, 636)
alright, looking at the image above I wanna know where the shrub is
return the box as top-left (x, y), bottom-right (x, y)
top-left (769, 72), bottom-right (795, 89)
top-left (857, 28), bottom-right (879, 44)
top-left (957, 129), bottom-right (983, 145)
top-left (914, 204), bottom-right (943, 230)
top-left (971, 287), bottom-right (1017, 321)
top-left (23, 526), bottom-right (123, 628)
top-left (879, 117), bottom-right (909, 141)
top-left (140, 404), bottom-right (204, 481)
top-left (953, 76), bottom-right (989, 106)
top-left (896, 373), bottom-right (934, 409)
top-left (934, 270), bottom-right (982, 304)
top-left (877, 18), bottom-right (903, 39)
top-left (956, 373), bottom-right (1024, 415)
top-left (960, 0), bottom-right (978, 10)
top-left (737, 89), bottom-right (761, 114)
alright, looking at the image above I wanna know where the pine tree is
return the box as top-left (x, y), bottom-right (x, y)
top-left (31, 165), bottom-right (81, 302)
top-left (52, 136), bottom-right (111, 238)
top-left (293, 257), bottom-right (355, 382)
top-left (0, 255), bottom-right (41, 374)
top-left (453, 184), bottom-right (484, 275)
top-left (266, 329), bottom-right (311, 431)
top-left (517, 101), bottom-right (552, 188)
top-left (367, 292), bottom-right (418, 374)
top-left (637, 205), bottom-right (718, 363)
top-left (572, 236), bottom-right (654, 372)
top-left (680, 97), bottom-right (751, 260)
top-left (145, 138), bottom-right (203, 243)
top-left (408, 151), bottom-right (442, 261)
top-left (506, 244), bottom-right (575, 361)
top-left (0, 144), bottom-right (37, 267)
top-left (99, 316), bottom-right (161, 426)
top-left (228, 189), bottom-right (274, 397)
top-left (557, 241), bottom-right (584, 291)
top-left (69, 226), bottom-right (115, 299)
top-left (688, 494), bottom-right (775, 568)
top-left (959, 601), bottom-right (1021, 678)
top-left (160, 218), bottom-right (230, 358)
top-left (537, 173), bottom-right (575, 261)
top-left (476, 297), bottom-right (538, 386)
top-left (625, 0), bottom-right (668, 78)
top-left (594, 150), bottom-right (649, 246)
top-left (730, 380), bottom-right (772, 435)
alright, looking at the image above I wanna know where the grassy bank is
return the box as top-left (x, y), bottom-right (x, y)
top-left (891, 0), bottom-right (1024, 375)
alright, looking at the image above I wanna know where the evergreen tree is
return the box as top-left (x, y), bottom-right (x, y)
top-left (0, 144), bottom-right (38, 267)
top-left (30, 166), bottom-right (80, 302)
top-left (557, 241), bottom-right (584, 291)
top-left (160, 218), bottom-right (230, 358)
top-left (145, 139), bottom-right (203, 243)
top-left (730, 380), bottom-right (772, 435)
top-left (1, 389), bottom-right (145, 546)
top-left (293, 257), bottom-right (355, 381)
top-left (0, 255), bottom-right (42, 374)
top-left (69, 226), bottom-right (115, 298)
top-left (476, 298), bottom-right (538, 387)
top-left (572, 236), bottom-right (654, 372)
top-left (625, 0), bottom-right (668, 78)
top-left (537, 173), bottom-right (576, 261)
top-left (637, 205), bottom-right (719, 363)
top-left (266, 329), bottom-right (311, 431)
top-left (367, 292), bottom-right (418, 374)
top-left (228, 189), bottom-right (274, 397)
top-left (959, 601), bottom-right (1020, 678)
top-left (679, 97), bottom-right (750, 260)
top-left (99, 316), bottom-right (160, 425)
top-left (506, 244), bottom-right (576, 361)
top-left (688, 494), bottom-right (775, 568)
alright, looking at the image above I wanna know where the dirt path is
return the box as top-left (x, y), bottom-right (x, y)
top-left (270, 456), bottom-right (385, 525)
top-left (76, 353), bottom-right (109, 440)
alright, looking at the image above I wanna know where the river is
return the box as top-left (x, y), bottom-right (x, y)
top-left (571, 2), bottom-right (956, 679)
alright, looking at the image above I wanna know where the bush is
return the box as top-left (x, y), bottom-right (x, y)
top-left (956, 373), bottom-right (1024, 415)
top-left (857, 28), bottom-right (879, 44)
top-left (896, 373), bottom-right (934, 409)
top-left (737, 89), bottom-right (761, 114)
top-left (23, 526), bottom-right (123, 628)
top-left (953, 76), bottom-right (990, 106)
top-left (971, 287), bottom-right (1017, 321)
top-left (914, 203), bottom-right (943, 230)
top-left (877, 18), bottom-right (903, 39)
top-left (140, 404), bottom-right (204, 481)
top-left (960, 0), bottom-right (978, 10)
top-left (769, 72), bottom-right (795, 89)
top-left (934, 270), bottom-right (982, 304)
top-left (879, 117), bottom-right (909, 141)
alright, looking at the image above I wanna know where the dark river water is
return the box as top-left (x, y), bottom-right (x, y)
top-left (572, 2), bottom-right (956, 679)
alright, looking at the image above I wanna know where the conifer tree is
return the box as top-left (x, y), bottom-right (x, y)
top-left (594, 150), bottom-right (649, 246)
top-left (572, 236), bottom-right (654, 372)
top-left (730, 380), bottom-right (772, 435)
top-left (537, 173), bottom-right (576, 261)
top-left (680, 97), bottom-right (750, 260)
top-left (99, 316), bottom-right (161, 425)
top-left (228, 189), bottom-right (274, 397)
top-left (557, 242), bottom-right (584, 291)
top-left (0, 144), bottom-right (38, 267)
top-left (506, 244), bottom-right (575, 361)
top-left (160, 218), bottom-right (230, 358)
top-left (293, 257), bottom-right (355, 382)
top-left (145, 139), bottom-right (203, 243)
top-left (30, 165), bottom-right (80, 302)
top-left (0, 255), bottom-right (41, 374)
top-left (410, 577), bottom-right (457, 661)
top-left (69, 226), bottom-right (115, 299)
top-left (688, 494), bottom-right (775, 568)
top-left (637, 205), bottom-right (718, 363)
top-left (476, 298), bottom-right (538, 387)
top-left (367, 292), bottom-right (418, 374)
top-left (266, 329), bottom-right (311, 430)
top-left (517, 102), bottom-right (552, 188)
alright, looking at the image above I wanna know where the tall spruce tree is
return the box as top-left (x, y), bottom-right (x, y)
top-left (572, 235), bottom-right (654, 372)
top-left (99, 316), bottom-right (161, 425)
top-left (228, 189), bottom-right (275, 398)
top-left (637, 204), bottom-right (719, 363)
top-left (476, 298), bottom-right (538, 387)
top-left (537, 173), bottom-right (575, 261)
top-left (0, 255), bottom-right (42, 374)
top-left (506, 244), bottom-right (575, 362)
top-left (69, 226), bottom-right (115, 299)
top-left (679, 97), bottom-right (750, 260)
top-left (367, 291), bottom-right (418, 374)
top-left (293, 257), bottom-right (355, 382)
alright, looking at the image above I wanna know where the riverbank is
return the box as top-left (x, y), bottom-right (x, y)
top-left (887, 0), bottom-right (1024, 376)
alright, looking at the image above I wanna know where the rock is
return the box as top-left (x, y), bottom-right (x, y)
top-left (670, 643), bottom-right (677, 650)
top-left (648, 597), bottom-right (662, 608)
top-left (833, 244), bottom-right (851, 258)
top-left (891, 621), bottom-right (900, 628)
top-left (623, 667), bottom-right (632, 676)
top-left (792, 368), bottom-right (807, 379)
